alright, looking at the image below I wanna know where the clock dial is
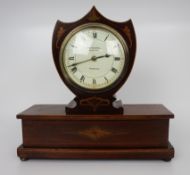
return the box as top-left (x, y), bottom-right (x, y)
top-left (60, 24), bottom-right (128, 90)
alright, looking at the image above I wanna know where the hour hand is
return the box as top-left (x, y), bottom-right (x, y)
top-left (95, 54), bottom-right (111, 59)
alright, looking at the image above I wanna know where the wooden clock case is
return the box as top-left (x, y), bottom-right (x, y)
top-left (17, 7), bottom-right (174, 161)
top-left (52, 6), bottom-right (136, 114)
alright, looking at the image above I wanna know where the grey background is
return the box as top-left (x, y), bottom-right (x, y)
top-left (0, 0), bottom-right (190, 174)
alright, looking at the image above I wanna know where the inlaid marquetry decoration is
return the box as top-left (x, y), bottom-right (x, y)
top-left (17, 6), bottom-right (174, 161)
top-left (80, 96), bottom-right (110, 112)
top-left (87, 7), bottom-right (100, 21)
top-left (52, 6), bottom-right (136, 114)
top-left (79, 127), bottom-right (112, 140)
top-left (56, 26), bottom-right (65, 48)
top-left (123, 26), bottom-right (132, 47)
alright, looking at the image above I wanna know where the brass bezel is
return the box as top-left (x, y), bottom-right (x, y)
top-left (59, 23), bottom-right (129, 92)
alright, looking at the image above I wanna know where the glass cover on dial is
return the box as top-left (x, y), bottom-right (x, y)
top-left (60, 24), bottom-right (127, 90)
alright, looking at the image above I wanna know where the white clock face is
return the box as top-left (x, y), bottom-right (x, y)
top-left (60, 24), bottom-right (127, 90)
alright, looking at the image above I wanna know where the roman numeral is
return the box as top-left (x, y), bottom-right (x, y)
top-left (113, 43), bottom-right (119, 48)
top-left (71, 44), bottom-right (77, 48)
top-left (80, 75), bottom-right (85, 82)
top-left (93, 78), bottom-right (96, 85)
top-left (111, 67), bottom-right (118, 73)
top-left (68, 56), bottom-right (74, 60)
top-left (71, 67), bottom-right (77, 73)
top-left (114, 57), bottom-right (120, 61)
top-left (93, 32), bottom-right (97, 38)
top-left (104, 77), bottom-right (108, 83)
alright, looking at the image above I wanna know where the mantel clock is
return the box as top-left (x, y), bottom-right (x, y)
top-left (52, 7), bottom-right (136, 114)
top-left (17, 7), bottom-right (174, 161)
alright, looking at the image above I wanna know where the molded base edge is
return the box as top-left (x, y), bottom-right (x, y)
top-left (17, 142), bottom-right (174, 161)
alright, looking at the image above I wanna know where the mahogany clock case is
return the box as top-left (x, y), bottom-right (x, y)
top-left (52, 6), bottom-right (136, 97)
top-left (52, 6), bottom-right (136, 114)
top-left (17, 7), bottom-right (174, 161)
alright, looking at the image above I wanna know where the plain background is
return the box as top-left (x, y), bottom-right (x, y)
top-left (0, 0), bottom-right (190, 174)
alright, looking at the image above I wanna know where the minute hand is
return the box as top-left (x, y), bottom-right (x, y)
top-left (67, 54), bottom-right (110, 67)
top-left (67, 58), bottom-right (92, 67)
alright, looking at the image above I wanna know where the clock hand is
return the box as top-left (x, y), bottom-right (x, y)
top-left (67, 58), bottom-right (92, 67)
top-left (67, 54), bottom-right (111, 67)
top-left (93, 54), bottom-right (110, 60)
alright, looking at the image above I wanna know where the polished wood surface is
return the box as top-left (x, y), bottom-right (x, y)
top-left (17, 104), bottom-right (174, 160)
top-left (52, 7), bottom-right (137, 114)
top-left (17, 104), bottom-right (174, 120)
top-left (17, 143), bottom-right (174, 161)
top-left (52, 6), bottom-right (136, 97)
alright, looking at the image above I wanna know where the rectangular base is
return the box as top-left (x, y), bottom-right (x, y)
top-left (17, 142), bottom-right (174, 161)
top-left (17, 104), bottom-right (175, 161)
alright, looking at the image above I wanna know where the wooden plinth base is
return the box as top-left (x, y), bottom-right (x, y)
top-left (17, 104), bottom-right (175, 161)
top-left (17, 142), bottom-right (174, 161)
